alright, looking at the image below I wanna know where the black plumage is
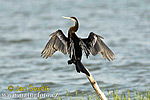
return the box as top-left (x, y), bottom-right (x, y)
top-left (41, 16), bottom-right (115, 76)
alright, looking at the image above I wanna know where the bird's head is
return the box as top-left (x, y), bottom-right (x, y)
top-left (62, 16), bottom-right (77, 23)
top-left (62, 16), bottom-right (78, 33)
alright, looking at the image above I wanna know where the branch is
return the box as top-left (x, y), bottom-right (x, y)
top-left (85, 67), bottom-right (107, 100)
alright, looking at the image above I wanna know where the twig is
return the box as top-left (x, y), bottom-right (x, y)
top-left (85, 67), bottom-right (107, 100)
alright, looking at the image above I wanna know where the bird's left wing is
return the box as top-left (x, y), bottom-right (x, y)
top-left (41, 30), bottom-right (69, 59)
top-left (81, 32), bottom-right (115, 61)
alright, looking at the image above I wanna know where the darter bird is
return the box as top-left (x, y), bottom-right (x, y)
top-left (41, 16), bottom-right (115, 76)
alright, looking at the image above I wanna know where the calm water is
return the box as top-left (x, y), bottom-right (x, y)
top-left (0, 0), bottom-right (150, 99)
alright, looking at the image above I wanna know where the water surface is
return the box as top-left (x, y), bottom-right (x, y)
top-left (0, 0), bottom-right (150, 99)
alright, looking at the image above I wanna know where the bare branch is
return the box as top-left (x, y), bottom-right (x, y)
top-left (85, 67), bottom-right (107, 100)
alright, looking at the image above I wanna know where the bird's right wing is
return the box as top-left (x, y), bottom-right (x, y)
top-left (81, 32), bottom-right (115, 61)
top-left (41, 30), bottom-right (69, 59)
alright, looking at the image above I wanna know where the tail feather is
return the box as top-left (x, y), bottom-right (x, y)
top-left (76, 60), bottom-right (90, 76)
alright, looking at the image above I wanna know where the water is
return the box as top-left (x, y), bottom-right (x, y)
top-left (0, 0), bottom-right (150, 99)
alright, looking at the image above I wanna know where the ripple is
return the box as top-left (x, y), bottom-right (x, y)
top-left (89, 66), bottom-right (102, 71)
top-left (8, 39), bottom-right (32, 43)
top-left (0, 38), bottom-right (33, 45)
top-left (35, 82), bottom-right (57, 86)
top-left (113, 62), bottom-right (146, 69)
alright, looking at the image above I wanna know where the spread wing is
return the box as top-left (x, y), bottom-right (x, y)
top-left (41, 30), bottom-right (69, 59)
top-left (81, 32), bottom-right (115, 61)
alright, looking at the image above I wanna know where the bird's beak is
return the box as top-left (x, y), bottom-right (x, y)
top-left (62, 16), bottom-right (71, 20)
top-left (62, 16), bottom-right (76, 22)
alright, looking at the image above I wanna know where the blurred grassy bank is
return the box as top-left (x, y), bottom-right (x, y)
top-left (42, 88), bottom-right (150, 100)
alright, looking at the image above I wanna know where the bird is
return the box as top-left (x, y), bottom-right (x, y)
top-left (41, 16), bottom-right (115, 76)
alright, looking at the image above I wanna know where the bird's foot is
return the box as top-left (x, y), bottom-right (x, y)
top-left (68, 60), bottom-right (76, 64)
top-left (68, 60), bottom-right (73, 64)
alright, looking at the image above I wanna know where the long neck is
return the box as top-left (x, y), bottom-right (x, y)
top-left (68, 20), bottom-right (78, 38)
top-left (72, 19), bottom-right (78, 32)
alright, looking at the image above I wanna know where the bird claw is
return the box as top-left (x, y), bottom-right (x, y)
top-left (68, 60), bottom-right (76, 64)
top-left (68, 60), bottom-right (73, 64)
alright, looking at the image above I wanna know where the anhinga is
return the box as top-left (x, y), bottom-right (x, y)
top-left (41, 16), bottom-right (115, 76)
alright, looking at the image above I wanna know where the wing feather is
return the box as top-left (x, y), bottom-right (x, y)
top-left (79, 40), bottom-right (90, 58)
top-left (41, 30), bottom-right (68, 59)
top-left (82, 32), bottom-right (115, 61)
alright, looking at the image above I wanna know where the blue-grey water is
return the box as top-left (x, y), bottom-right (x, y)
top-left (0, 0), bottom-right (150, 99)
